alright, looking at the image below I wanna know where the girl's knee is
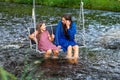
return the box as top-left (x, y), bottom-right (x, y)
top-left (53, 50), bottom-right (59, 53)
top-left (44, 49), bottom-right (52, 58)
top-left (46, 49), bottom-right (52, 54)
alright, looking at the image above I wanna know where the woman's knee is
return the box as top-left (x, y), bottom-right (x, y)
top-left (68, 45), bottom-right (72, 49)
top-left (73, 45), bottom-right (78, 49)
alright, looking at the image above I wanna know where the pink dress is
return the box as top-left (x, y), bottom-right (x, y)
top-left (38, 30), bottom-right (58, 51)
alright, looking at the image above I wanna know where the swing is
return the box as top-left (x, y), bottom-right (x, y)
top-left (28, 24), bottom-right (57, 53)
top-left (28, 0), bottom-right (86, 54)
top-left (76, 0), bottom-right (86, 48)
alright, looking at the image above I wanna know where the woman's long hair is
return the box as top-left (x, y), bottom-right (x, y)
top-left (36, 22), bottom-right (44, 43)
top-left (62, 14), bottom-right (72, 40)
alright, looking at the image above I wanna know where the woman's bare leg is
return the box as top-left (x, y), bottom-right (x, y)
top-left (44, 49), bottom-right (52, 58)
top-left (73, 58), bottom-right (78, 64)
top-left (73, 45), bottom-right (79, 58)
top-left (66, 46), bottom-right (72, 58)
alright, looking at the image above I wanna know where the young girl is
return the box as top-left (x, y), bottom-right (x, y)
top-left (29, 22), bottom-right (60, 58)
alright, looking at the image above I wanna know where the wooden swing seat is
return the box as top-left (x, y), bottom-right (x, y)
top-left (28, 24), bottom-right (85, 54)
top-left (28, 24), bottom-right (59, 53)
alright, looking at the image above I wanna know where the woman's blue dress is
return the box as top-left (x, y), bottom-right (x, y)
top-left (54, 21), bottom-right (77, 52)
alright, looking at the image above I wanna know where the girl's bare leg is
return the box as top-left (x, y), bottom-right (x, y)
top-left (53, 50), bottom-right (59, 58)
top-left (66, 46), bottom-right (72, 58)
top-left (44, 49), bottom-right (52, 58)
top-left (73, 45), bottom-right (79, 58)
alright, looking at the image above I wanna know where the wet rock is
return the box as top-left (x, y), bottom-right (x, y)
top-left (2, 44), bottom-right (21, 49)
top-left (100, 29), bottom-right (120, 49)
top-left (75, 30), bottom-right (85, 46)
top-left (105, 39), bottom-right (120, 49)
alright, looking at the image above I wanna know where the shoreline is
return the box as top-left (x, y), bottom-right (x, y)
top-left (0, 0), bottom-right (120, 12)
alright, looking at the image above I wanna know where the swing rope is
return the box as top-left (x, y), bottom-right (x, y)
top-left (77, 0), bottom-right (86, 47)
top-left (32, 0), bottom-right (54, 52)
top-left (31, 0), bottom-right (86, 52)
top-left (32, 0), bottom-right (38, 51)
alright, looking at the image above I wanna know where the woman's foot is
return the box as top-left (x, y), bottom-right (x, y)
top-left (65, 55), bottom-right (73, 59)
top-left (73, 52), bottom-right (79, 59)
top-left (67, 59), bottom-right (74, 64)
top-left (73, 58), bottom-right (78, 64)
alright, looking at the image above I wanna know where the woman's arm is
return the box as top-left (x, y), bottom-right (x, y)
top-left (67, 22), bottom-right (76, 40)
top-left (54, 21), bottom-right (62, 46)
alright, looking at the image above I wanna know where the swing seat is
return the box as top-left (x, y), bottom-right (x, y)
top-left (28, 24), bottom-right (85, 54)
top-left (28, 24), bottom-right (57, 53)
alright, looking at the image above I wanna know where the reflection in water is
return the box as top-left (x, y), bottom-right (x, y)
top-left (33, 58), bottom-right (81, 79)
top-left (67, 58), bottom-right (78, 64)
top-left (40, 58), bottom-right (78, 66)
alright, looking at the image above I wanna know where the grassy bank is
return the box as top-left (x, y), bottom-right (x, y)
top-left (0, 0), bottom-right (120, 12)
top-left (83, 0), bottom-right (120, 12)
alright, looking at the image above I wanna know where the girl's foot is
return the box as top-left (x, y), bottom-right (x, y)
top-left (52, 56), bottom-right (59, 59)
top-left (44, 55), bottom-right (50, 59)
top-left (65, 56), bottom-right (73, 59)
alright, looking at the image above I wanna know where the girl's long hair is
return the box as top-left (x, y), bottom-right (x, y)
top-left (36, 22), bottom-right (44, 43)
top-left (62, 14), bottom-right (72, 40)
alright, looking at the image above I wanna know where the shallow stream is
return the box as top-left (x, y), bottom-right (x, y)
top-left (0, 2), bottom-right (120, 80)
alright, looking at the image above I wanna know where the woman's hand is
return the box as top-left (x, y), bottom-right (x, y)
top-left (66, 20), bottom-right (71, 29)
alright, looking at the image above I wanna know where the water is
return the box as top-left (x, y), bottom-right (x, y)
top-left (0, 2), bottom-right (120, 80)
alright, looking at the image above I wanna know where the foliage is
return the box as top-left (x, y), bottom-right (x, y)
top-left (83, 0), bottom-right (120, 12)
top-left (1, 0), bottom-right (120, 11)
top-left (0, 67), bottom-right (17, 80)
top-left (20, 56), bottom-right (44, 80)
top-left (0, 56), bottom-right (44, 80)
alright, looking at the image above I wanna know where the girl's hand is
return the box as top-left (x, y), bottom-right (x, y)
top-left (48, 34), bottom-right (54, 41)
top-left (33, 38), bottom-right (36, 43)
top-left (51, 34), bottom-right (54, 39)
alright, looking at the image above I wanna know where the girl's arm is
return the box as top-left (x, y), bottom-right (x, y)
top-left (29, 31), bottom-right (38, 43)
top-left (47, 31), bottom-right (54, 42)
top-left (48, 33), bottom-right (54, 42)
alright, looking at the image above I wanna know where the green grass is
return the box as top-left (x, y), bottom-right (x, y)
top-left (0, 67), bottom-right (17, 80)
top-left (1, 0), bottom-right (120, 12)
top-left (83, 0), bottom-right (120, 12)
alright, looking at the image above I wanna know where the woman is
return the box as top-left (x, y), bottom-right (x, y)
top-left (54, 14), bottom-right (79, 59)
top-left (29, 22), bottom-right (60, 58)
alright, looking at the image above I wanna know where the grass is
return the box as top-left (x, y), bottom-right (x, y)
top-left (19, 55), bottom-right (44, 80)
top-left (0, 55), bottom-right (44, 80)
top-left (83, 0), bottom-right (120, 12)
top-left (0, 0), bottom-right (120, 12)
top-left (0, 67), bottom-right (17, 80)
